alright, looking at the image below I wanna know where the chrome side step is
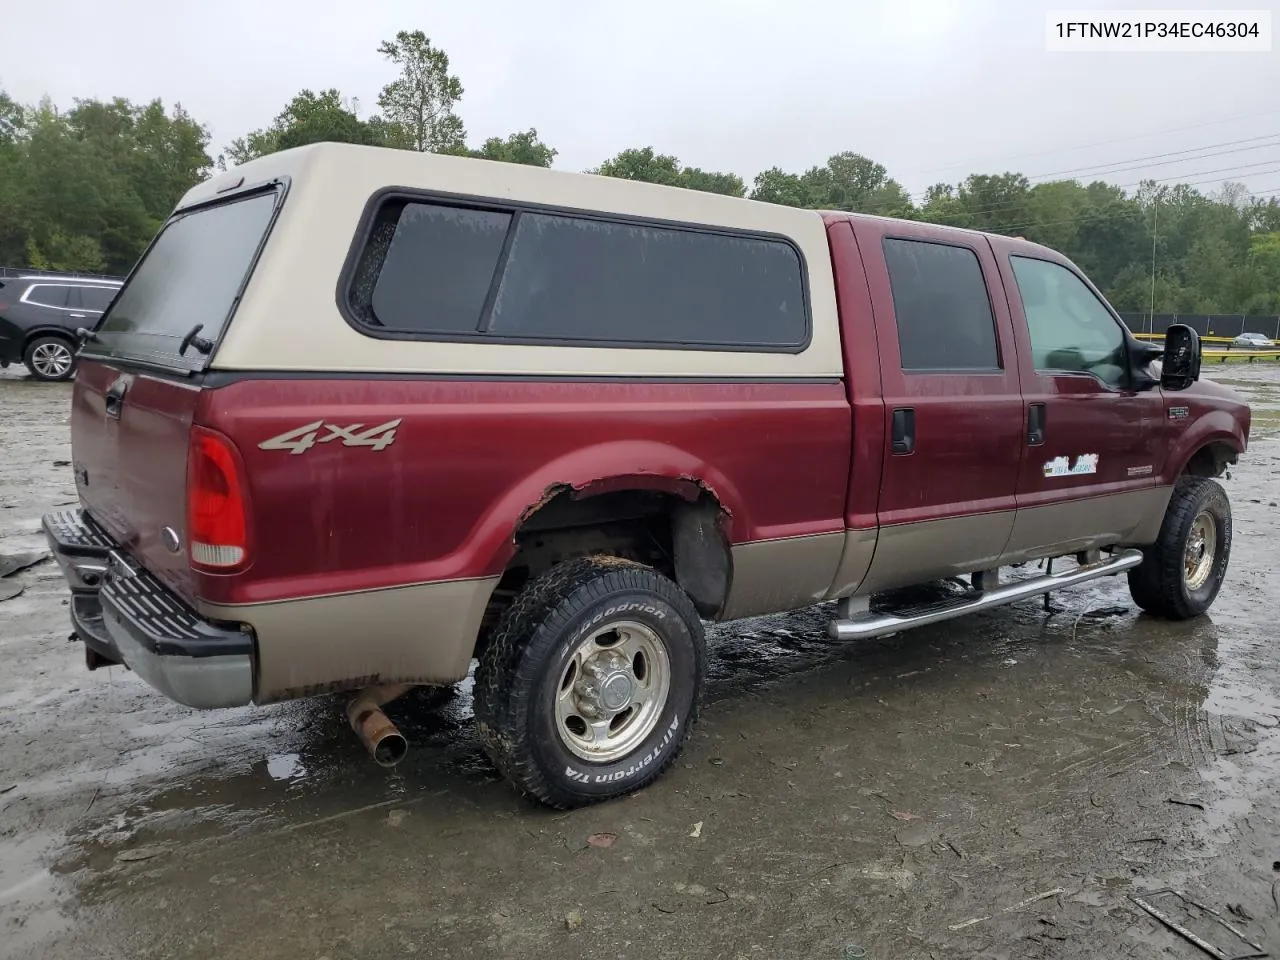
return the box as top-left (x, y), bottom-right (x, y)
top-left (827, 548), bottom-right (1144, 641)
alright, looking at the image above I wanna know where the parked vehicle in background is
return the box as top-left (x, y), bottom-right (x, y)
top-left (42, 143), bottom-right (1251, 809)
top-left (1231, 332), bottom-right (1274, 349)
top-left (0, 275), bottom-right (123, 380)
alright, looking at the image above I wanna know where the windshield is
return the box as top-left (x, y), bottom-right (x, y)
top-left (91, 189), bottom-right (280, 370)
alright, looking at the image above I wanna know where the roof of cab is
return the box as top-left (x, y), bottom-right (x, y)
top-left (820, 208), bottom-right (1055, 250)
top-left (181, 142), bottom-right (828, 237)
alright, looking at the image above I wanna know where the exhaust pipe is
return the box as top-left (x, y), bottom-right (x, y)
top-left (346, 683), bottom-right (413, 768)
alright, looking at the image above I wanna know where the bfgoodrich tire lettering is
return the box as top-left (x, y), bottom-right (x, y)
top-left (1127, 475), bottom-right (1232, 620)
top-left (474, 556), bottom-right (706, 809)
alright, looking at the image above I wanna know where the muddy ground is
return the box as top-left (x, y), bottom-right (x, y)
top-left (2, 365), bottom-right (1280, 960)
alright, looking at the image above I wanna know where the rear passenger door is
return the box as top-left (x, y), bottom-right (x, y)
top-left (850, 219), bottom-right (1025, 594)
top-left (990, 240), bottom-right (1167, 559)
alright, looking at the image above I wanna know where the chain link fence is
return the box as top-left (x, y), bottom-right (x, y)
top-left (1119, 313), bottom-right (1280, 340)
top-left (0, 265), bottom-right (123, 282)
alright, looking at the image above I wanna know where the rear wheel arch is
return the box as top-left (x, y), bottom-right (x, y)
top-left (474, 481), bottom-right (733, 659)
top-left (23, 326), bottom-right (77, 349)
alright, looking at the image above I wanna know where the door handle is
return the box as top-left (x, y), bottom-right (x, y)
top-left (68, 313), bottom-right (87, 319)
top-left (891, 407), bottom-right (915, 455)
top-left (104, 379), bottom-right (128, 420)
top-left (1027, 403), bottom-right (1046, 446)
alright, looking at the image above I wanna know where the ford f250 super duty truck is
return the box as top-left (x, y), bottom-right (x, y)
top-left (43, 143), bottom-right (1250, 809)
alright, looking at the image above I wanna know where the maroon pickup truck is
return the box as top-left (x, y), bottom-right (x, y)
top-left (44, 143), bottom-right (1250, 808)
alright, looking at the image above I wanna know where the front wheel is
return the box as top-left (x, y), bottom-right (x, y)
top-left (1128, 476), bottom-right (1232, 620)
top-left (474, 556), bottom-right (705, 809)
top-left (24, 335), bottom-right (77, 382)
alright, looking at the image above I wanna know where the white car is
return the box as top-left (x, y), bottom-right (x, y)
top-left (1232, 332), bottom-right (1274, 349)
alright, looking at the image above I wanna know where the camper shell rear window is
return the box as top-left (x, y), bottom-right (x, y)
top-left (89, 186), bottom-right (282, 371)
top-left (341, 192), bottom-right (812, 353)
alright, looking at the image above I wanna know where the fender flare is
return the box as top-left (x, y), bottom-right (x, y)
top-left (466, 440), bottom-right (748, 578)
top-left (1167, 409), bottom-right (1245, 479)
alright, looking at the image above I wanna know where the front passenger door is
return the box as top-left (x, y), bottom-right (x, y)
top-left (992, 244), bottom-right (1166, 560)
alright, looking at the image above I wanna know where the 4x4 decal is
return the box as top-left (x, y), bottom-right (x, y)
top-left (258, 419), bottom-right (401, 455)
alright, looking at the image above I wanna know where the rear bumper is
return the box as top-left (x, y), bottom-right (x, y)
top-left (42, 509), bottom-right (255, 709)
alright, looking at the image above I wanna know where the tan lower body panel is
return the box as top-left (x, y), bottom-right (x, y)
top-left (210, 486), bottom-right (1173, 704)
top-left (855, 510), bottom-right (1015, 596)
top-left (824, 527), bottom-right (879, 599)
top-left (719, 531), bottom-right (846, 621)
top-left (200, 576), bottom-right (499, 705)
top-left (1000, 486), bottom-right (1172, 564)
top-left (854, 487), bottom-right (1172, 597)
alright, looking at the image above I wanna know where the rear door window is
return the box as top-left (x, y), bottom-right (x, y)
top-left (882, 239), bottom-right (1000, 371)
top-left (92, 190), bottom-right (279, 370)
top-left (78, 285), bottom-right (119, 313)
top-left (24, 284), bottom-right (72, 308)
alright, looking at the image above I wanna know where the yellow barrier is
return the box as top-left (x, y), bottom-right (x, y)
top-left (1203, 349), bottom-right (1280, 363)
top-left (1134, 332), bottom-right (1239, 344)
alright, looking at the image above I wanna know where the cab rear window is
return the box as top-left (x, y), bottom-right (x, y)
top-left (91, 190), bottom-right (279, 370)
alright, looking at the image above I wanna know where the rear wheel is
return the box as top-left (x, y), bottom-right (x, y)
top-left (1128, 476), bottom-right (1232, 620)
top-left (474, 556), bottom-right (705, 809)
top-left (24, 335), bottom-right (77, 382)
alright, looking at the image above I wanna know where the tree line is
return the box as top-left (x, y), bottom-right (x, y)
top-left (2, 29), bottom-right (1278, 315)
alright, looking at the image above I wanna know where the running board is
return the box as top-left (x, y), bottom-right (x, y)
top-left (827, 548), bottom-right (1144, 641)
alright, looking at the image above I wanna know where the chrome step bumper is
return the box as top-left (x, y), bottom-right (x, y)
top-left (828, 549), bottom-right (1144, 641)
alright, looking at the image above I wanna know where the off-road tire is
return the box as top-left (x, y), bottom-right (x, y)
top-left (24, 335), bottom-right (78, 382)
top-left (1127, 476), bottom-right (1232, 620)
top-left (474, 556), bottom-right (706, 809)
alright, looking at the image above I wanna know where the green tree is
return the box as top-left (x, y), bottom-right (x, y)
top-left (800, 151), bottom-right (912, 215)
top-left (955, 172), bottom-right (1032, 235)
top-left (473, 128), bottom-right (557, 167)
top-left (678, 167), bottom-right (745, 198)
top-left (1237, 232), bottom-right (1280, 313)
top-left (376, 30), bottom-right (465, 153)
top-left (750, 167), bottom-right (812, 207)
top-left (222, 89), bottom-right (383, 166)
top-left (0, 90), bottom-right (27, 143)
top-left (593, 147), bottom-right (745, 197)
top-left (0, 89), bottom-right (212, 273)
top-left (593, 147), bottom-right (682, 185)
top-left (748, 152), bottom-right (911, 214)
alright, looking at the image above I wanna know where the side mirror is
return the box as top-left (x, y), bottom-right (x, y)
top-left (1161, 324), bottom-right (1201, 391)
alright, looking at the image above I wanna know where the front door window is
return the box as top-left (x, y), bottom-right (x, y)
top-left (1010, 256), bottom-right (1128, 389)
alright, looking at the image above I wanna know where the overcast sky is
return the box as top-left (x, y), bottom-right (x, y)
top-left (2, 0), bottom-right (1278, 200)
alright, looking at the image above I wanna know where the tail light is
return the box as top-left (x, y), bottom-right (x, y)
top-left (187, 427), bottom-right (250, 570)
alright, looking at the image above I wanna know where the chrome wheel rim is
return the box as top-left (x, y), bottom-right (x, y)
top-left (31, 342), bottom-right (73, 378)
top-left (1183, 511), bottom-right (1217, 591)
top-left (554, 619), bottom-right (671, 764)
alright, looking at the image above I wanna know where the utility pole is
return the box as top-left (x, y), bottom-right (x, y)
top-left (1149, 197), bottom-right (1158, 333)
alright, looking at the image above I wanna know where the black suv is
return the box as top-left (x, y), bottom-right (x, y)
top-left (0, 275), bottom-right (122, 381)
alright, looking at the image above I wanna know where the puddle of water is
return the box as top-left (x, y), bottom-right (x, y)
top-left (265, 754), bottom-right (307, 783)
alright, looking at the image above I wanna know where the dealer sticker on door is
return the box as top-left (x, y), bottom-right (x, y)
top-left (1043, 454), bottom-right (1099, 478)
